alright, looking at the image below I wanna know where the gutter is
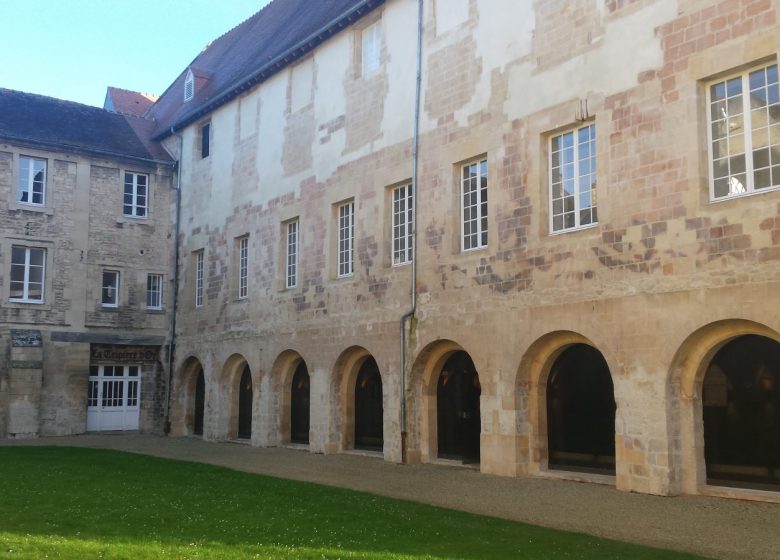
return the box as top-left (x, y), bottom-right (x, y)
top-left (162, 129), bottom-right (184, 434)
top-left (157, 0), bottom-right (385, 140)
top-left (399, 0), bottom-right (424, 464)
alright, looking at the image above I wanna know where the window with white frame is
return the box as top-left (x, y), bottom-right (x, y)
top-left (461, 159), bottom-right (488, 251)
top-left (361, 21), bottom-right (381, 76)
top-left (146, 274), bottom-right (163, 310)
top-left (123, 172), bottom-right (149, 218)
top-left (392, 183), bottom-right (413, 265)
top-left (286, 220), bottom-right (299, 289)
top-left (708, 63), bottom-right (779, 200)
top-left (338, 201), bottom-right (355, 277)
top-left (101, 270), bottom-right (120, 307)
top-left (237, 236), bottom-right (249, 299)
top-left (17, 156), bottom-right (46, 206)
top-left (194, 250), bottom-right (204, 308)
top-left (549, 123), bottom-right (597, 233)
top-left (184, 69), bottom-right (194, 102)
top-left (10, 246), bottom-right (45, 303)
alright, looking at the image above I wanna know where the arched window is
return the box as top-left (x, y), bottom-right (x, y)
top-left (437, 351), bottom-right (480, 463)
top-left (703, 335), bottom-right (780, 489)
top-left (184, 69), bottom-right (195, 102)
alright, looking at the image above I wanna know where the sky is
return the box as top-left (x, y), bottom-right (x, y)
top-left (1, 0), bottom-right (273, 107)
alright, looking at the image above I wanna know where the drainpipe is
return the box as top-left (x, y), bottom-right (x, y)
top-left (400, 0), bottom-right (424, 464)
top-left (163, 128), bottom-right (183, 434)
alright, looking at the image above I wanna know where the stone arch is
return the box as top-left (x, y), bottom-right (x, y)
top-left (516, 331), bottom-right (616, 477)
top-left (410, 339), bottom-right (482, 464)
top-left (332, 346), bottom-right (384, 452)
top-left (219, 353), bottom-right (253, 440)
top-left (270, 350), bottom-right (309, 445)
top-left (171, 355), bottom-right (206, 437)
top-left (668, 319), bottom-right (780, 494)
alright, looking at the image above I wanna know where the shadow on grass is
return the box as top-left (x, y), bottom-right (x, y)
top-left (0, 447), bottom-right (704, 559)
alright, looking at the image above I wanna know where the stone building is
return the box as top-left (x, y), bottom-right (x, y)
top-left (0, 89), bottom-right (175, 437)
top-left (148, 0), bottom-right (780, 502)
top-left (2, 0), bottom-right (780, 504)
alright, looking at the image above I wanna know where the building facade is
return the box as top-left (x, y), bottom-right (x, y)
top-left (0, 90), bottom-right (175, 437)
top-left (152, 0), bottom-right (780, 502)
top-left (2, 0), bottom-right (779, 503)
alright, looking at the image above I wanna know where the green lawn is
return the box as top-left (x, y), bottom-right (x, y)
top-left (0, 447), bottom-right (702, 559)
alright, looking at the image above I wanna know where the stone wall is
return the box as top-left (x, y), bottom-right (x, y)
top-left (0, 143), bottom-right (175, 436)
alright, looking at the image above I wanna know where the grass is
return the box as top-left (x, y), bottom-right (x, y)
top-left (0, 447), bottom-right (703, 559)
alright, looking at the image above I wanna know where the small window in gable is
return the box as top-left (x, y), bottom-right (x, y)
top-left (184, 69), bottom-right (195, 102)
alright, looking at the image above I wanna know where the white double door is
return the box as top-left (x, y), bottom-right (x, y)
top-left (86, 365), bottom-right (140, 431)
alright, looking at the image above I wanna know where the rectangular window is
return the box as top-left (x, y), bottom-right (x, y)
top-left (550, 123), bottom-right (597, 233)
top-left (195, 250), bottom-right (204, 308)
top-left (338, 201), bottom-right (355, 278)
top-left (123, 172), bottom-right (148, 218)
top-left (10, 246), bottom-right (45, 303)
top-left (201, 122), bottom-right (211, 158)
top-left (101, 270), bottom-right (120, 307)
top-left (146, 274), bottom-right (163, 310)
top-left (361, 21), bottom-right (381, 76)
top-left (238, 236), bottom-right (249, 299)
top-left (708, 63), bottom-right (779, 199)
top-left (286, 220), bottom-right (299, 289)
top-left (17, 156), bottom-right (46, 206)
top-left (392, 183), bottom-right (414, 265)
top-left (461, 159), bottom-right (488, 251)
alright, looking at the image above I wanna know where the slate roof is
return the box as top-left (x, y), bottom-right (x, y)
top-left (149, 0), bottom-right (383, 139)
top-left (0, 88), bottom-right (171, 163)
top-left (104, 87), bottom-right (158, 117)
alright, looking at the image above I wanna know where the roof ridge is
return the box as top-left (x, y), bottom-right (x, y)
top-left (0, 87), bottom-right (106, 111)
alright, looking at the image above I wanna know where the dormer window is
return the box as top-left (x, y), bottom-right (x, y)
top-left (184, 69), bottom-right (194, 102)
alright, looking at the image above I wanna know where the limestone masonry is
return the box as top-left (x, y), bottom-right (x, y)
top-left (2, 0), bottom-right (780, 503)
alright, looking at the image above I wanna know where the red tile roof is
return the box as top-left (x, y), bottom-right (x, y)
top-left (104, 87), bottom-right (158, 117)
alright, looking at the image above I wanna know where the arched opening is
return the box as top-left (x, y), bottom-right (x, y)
top-left (703, 335), bottom-right (780, 490)
top-left (290, 361), bottom-right (310, 445)
top-left (547, 344), bottom-right (615, 474)
top-left (354, 357), bottom-right (383, 451)
top-left (437, 351), bottom-right (480, 464)
top-left (193, 368), bottom-right (205, 436)
top-left (237, 365), bottom-right (253, 440)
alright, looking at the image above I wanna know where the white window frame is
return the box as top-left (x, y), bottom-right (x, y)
top-left (337, 201), bottom-right (355, 278)
top-left (461, 158), bottom-right (488, 251)
top-left (392, 183), bottom-right (414, 266)
top-left (549, 123), bottom-right (598, 234)
top-left (123, 172), bottom-right (149, 218)
top-left (17, 156), bottom-right (47, 206)
top-left (195, 250), bottom-right (204, 308)
top-left (361, 20), bottom-right (381, 76)
top-left (101, 270), bottom-right (120, 308)
top-left (286, 220), bottom-right (299, 289)
top-left (9, 246), bottom-right (46, 303)
top-left (184, 69), bottom-right (194, 102)
top-left (706, 62), bottom-right (780, 201)
top-left (237, 236), bottom-right (249, 299)
top-left (146, 273), bottom-right (163, 310)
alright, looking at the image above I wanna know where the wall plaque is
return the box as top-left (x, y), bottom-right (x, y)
top-left (90, 345), bottom-right (160, 365)
top-left (11, 330), bottom-right (42, 347)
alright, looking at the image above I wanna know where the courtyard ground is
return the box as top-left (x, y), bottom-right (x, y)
top-left (3, 434), bottom-right (779, 559)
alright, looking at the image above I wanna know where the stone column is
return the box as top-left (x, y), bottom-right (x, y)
top-left (8, 330), bottom-right (44, 438)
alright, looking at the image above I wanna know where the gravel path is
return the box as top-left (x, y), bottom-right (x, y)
top-left (4, 434), bottom-right (779, 559)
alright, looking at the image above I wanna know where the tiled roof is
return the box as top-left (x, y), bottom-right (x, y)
top-left (104, 87), bottom-right (158, 117)
top-left (149, 0), bottom-right (383, 139)
top-left (0, 88), bottom-right (171, 163)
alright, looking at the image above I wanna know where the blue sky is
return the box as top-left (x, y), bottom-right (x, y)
top-left (2, 0), bottom-right (272, 107)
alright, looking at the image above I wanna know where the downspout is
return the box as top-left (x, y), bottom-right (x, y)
top-left (163, 128), bottom-right (183, 434)
top-left (400, 0), bottom-right (424, 463)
